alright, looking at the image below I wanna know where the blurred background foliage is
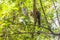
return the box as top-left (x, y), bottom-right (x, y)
top-left (0, 0), bottom-right (60, 40)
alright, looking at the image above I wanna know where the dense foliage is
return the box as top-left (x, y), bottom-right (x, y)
top-left (0, 0), bottom-right (60, 40)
